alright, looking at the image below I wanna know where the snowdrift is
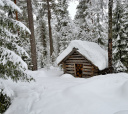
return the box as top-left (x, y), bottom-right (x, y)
top-left (1, 68), bottom-right (128, 114)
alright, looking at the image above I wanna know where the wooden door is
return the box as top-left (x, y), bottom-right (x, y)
top-left (75, 64), bottom-right (83, 77)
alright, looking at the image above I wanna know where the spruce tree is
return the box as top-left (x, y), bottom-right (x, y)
top-left (35, 1), bottom-right (48, 68)
top-left (0, 0), bottom-right (31, 81)
top-left (54, 0), bottom-right (73, 55)
top-left (121, 1), bottom-right (128, 72)
top-left (74, 0), bottom-right (90, 40)
top-left (74, 0), bottom-right (107, 48)
top-left (0, 0), bottom-right (32, 113)
top-left (112, 0), bottom-right (127, 72)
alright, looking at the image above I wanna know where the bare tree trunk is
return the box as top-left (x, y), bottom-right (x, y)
top-left (27, 0), bottom-right (37, 70)
top-left (108, 0), bottom-right (113, 73)
top-left (47, 0), bottom-right (53, 59)
top-left (14, 0), bottom-right (18, 20)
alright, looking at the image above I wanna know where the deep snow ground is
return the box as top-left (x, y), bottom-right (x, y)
top-left (2, 67), bottom-right (128, 114)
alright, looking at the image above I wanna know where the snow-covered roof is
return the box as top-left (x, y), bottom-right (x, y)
top-left (57, 40), bottom-right (108, 70)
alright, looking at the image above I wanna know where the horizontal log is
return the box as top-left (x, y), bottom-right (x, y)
top-left (66, 68), bottom-right (75, 70)
top-left (83, 63), bottom-right (92, 65)
top-left (83, 66), bottom-right (93, 69)
top-left (66, 71), bottom-right (75, 74)
top-left (73, 52), bottom-right (79, 54)
top-left (83, 72), bottom-right (92, 75)
top-left (66, 60), bottom-right (89, 63)
top-left (70, 55), bottom-right (83, 58)
top-left (83, 68), bottom-right (93, 72)
top-left (65, 63), bottom-right (74, 65)
top-left (65, 65), bottom-right (74, 68)
top-left (68, 58), bottom-right (85, 60)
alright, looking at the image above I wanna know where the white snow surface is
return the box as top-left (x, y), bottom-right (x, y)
top-left (114, 110), bottom-right (128, 114)
top-left (1, 68), bottom-right (128, 114)
top-left (0, 0), bottom-right (4, 6)
top-left (57, 40), bottom-right (108, 70)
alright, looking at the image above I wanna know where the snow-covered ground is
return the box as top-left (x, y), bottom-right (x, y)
top-left (1, 67), bottom-right (128, 114)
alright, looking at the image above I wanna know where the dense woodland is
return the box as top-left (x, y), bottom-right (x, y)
top-left (0, 0), bottom-right (128, 113)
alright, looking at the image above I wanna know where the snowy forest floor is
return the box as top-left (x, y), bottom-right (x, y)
top-left (2, 67), bottom-right (128, 114)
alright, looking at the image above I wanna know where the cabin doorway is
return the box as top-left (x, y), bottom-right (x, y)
top-left (75, 64), bottom-right (83, 77)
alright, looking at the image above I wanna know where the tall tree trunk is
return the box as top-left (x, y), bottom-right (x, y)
top-left (14, 0), bottom-right (18, 20)
top-left (108, 0), bottom-right (113, 73)
top-left (47, 0), bottom-right (53, 59)
top-left (27, 0), bottom-right (37, 70)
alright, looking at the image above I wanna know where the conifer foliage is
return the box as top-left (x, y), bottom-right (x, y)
top-left (74, 0), bottom-right (107, 48)
top-left (0, 0), bottom-right (33, 112)
top-left (54, 0), bottom-right (73, 54)
top-left (113, 0), bottom-right (128, 72)
top-left (0, 0), bottom-right (31, 81)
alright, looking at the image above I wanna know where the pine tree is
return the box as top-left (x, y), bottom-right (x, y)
top-left (74, 0), bottom-right (108, 49)
top-left (74, 0), bottom-right (93, 41)
top-left (35, 1), bottom-right (48, 68)
top-left (108, 0), bottom-right (113, 73)
top-left (27, 0), bottom-right (38, 70)
top-left (112, 0), bottom-right (127, 72)
top-left (16, 0), bottom-right (31, 69)
top-left (0, 0), bottom-right (31, 81)
top-left (89, 1), bottom-right (108, 48)
top-left (54, 0), bottom-right (73, 55)
top-left (121, 1), bottom-right (128, 72)
top-left (0, 0), bottom-right (32, 112)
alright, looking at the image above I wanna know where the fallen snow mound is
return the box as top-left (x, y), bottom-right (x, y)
top-left (57, 40), bottom-right (108, 70)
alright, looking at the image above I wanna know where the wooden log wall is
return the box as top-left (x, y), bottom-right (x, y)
top-left (63, 51), bottom-right (99, 78)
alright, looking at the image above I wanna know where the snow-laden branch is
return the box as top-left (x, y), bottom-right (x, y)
top-left (1, 0), bottom-right (22, 13)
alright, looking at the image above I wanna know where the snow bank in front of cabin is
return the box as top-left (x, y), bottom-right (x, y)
top-left (60, 74), bottom-right (74, 78)
top-left (56, 40), bottom-right (108, 70)
top-left (114, 110), bottom-right (128, 114)
top-left (2, 68), bottom-right (128, 114)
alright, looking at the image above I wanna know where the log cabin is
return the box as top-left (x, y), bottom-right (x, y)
top-left (57, 40), bottom-right (108, 78)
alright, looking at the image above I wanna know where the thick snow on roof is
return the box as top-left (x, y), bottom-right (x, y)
top-left (57, 40), bottom-right (108, 70)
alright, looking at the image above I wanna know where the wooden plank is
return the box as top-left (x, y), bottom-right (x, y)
top-left (65, 65), bottom-right (74, 68)
top-left (69, 55), bottom-right (83, 57)
top-left (66, 68), bottom-right (75, 70)
top-left (65, 63), bottom-right (74, 65)
top-left (83, 68), bottom-right (92, 72)
top-left (66, 71), bottom-right (75, 74)
top-left (73, 52), bottom-right (79, 54)
top-left (65, 62), bottom-right (91, 65)
top-left (83, 66), bottom-right (92, 69)
top-left (68, 58), bottom-right (85, 60)
top-left (83, 72), bottom-right (92, 75)
top-left (66, 60), bottom-right (89, 63)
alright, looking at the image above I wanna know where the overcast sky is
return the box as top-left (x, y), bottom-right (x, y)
top-left (68, 1), bottom-right (79, 20)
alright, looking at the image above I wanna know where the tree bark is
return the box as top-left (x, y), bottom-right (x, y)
top-left (108, 0), bottom-right (113, 73)
top-left (14, 0), bottom-right (18, 20)
top-left (27, 0), bottom-right (37, 70)
top-left (47, 0), bottom-right (53, 58)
